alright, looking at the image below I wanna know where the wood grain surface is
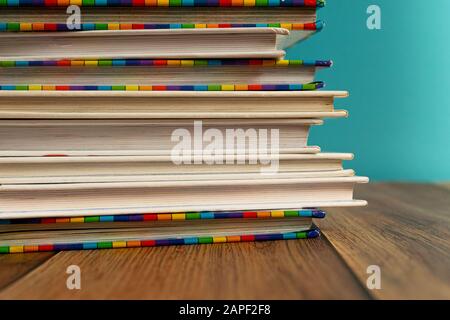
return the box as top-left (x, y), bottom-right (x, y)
top-left (317, 183), bottom-right (450, 299)
top-left (0, 183), bottom-right (449, 299)
top-left (0, 238), bottom-right (369, 300)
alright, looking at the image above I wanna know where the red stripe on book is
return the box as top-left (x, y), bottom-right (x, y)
top-left (141, 240), bottom-right (156, 247)
top-left (38, 244), bottom-right (54, 252)
top-left (241, 235), bottom-right (255, 242)
top-left (132, 0), bottom-right (146, 6)
top-left (143, 214), bottom-right (158, 221)
top-left (243, 212), bottom-right (258, 218)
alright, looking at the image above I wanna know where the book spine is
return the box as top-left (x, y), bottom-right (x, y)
top-left (0, 229), bottom-right (321, 254)
top-left (0, 209), bottom-right (326, 225)
top-left (0, 82), bottom-right (324, 91)
top-left (0, 22), bottom-right (323, 31)
top-left (0, 0), bottom-right (325, 8)
top-left (0, 59), bottom-right (332, 67)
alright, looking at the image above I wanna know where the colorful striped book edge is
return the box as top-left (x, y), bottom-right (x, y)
top-left (0, 229), bottom-right (321, 254)
top-left (0, 82), bottom-right (325, 91)
top-left (0, 0), bottom-right (325, 8)
top-left (0, 209), bottom-right (326, 225)
top-left (0, 59), bottom-right (332, 67)
top-left (0, 21), bottom-right (324, 32)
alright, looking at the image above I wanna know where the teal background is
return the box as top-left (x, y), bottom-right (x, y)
top-left (286, 0), bottom-right (450, 181)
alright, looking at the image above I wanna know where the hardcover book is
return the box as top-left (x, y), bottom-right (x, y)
top-left (0, 209), bottom-right (326, 254)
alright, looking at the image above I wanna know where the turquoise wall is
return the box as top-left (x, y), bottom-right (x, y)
top-left (286, 0), bottom-right (450, 181)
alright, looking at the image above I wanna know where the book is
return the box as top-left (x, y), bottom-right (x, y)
top-left (0, 1), bottom-right (324, 47)
top-left (0, 176), bottom-right (368, 219)
top-left (0, 0), bottom-right (325, 7)
top-left (0, 168), bottom-right (355, 184)
top-left (0, 119), bottom-right (322, 156)
top-left (0, 28), bottom-right (291, 60)
top-left (0, 153), bottom-right (353, 183)
top-left (0, 209), bottom-right (325, 254)
top-left (0, 91), bottom-right (349, 119)
top-left (0, 59), bottom-right (330, 88)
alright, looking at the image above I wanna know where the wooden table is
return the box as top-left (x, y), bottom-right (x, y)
top-left (0, 183), bottom-right (449, 300)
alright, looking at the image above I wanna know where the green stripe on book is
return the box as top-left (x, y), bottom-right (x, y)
top-left (85, 216), bottom-right (100, 223)
top-left (98, 242), bottom-right (113, 249)
top-left (296, 232), bottom-right (307, 239)
top-left (186, 213), bottom-right (201, 220)
top-left (0, 61), bottom-right (14, 67)
top-left (0, 247), bottom-right (9, 254)
top-left (199, 237), bottom-right (213, 244)
top-left (255, 0), bottom-right (268, 6)
top-left (194, 60), bottom-right (208, 66)
top-left (284, 211), bottom-right (300, 217)
top-left (82, 0), bottom-right (95, 6)
top-left (208, 84), bottom-right (221, 91)
top-left (98, 60), bottom-right (113, 66)
top-left (95, 23), bottom-right (108, 30)
top-left (7, 23), bottom-right (20, 31)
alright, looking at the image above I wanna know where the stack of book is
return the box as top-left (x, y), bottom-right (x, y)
top-left (0, 1), bottom-right (368, 254)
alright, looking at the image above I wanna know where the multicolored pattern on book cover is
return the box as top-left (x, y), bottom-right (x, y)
top-left (0, 0), bottom-right (325, 8)
top-left (0, 82), bottom-right (324, 91)
top-left (0, 59), bottom-right (332, 67)
top-left (0, 21), bottom-right (323, 32)
top-left (0, 209), bottom-right (324, 253)
top-left (0, 60), bottom-right (328, 91)
top-left (0, 229), bottom-right (320, 254)
top-left (0, 209), bottom-right (326, 225)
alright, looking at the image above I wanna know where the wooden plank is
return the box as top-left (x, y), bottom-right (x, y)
top-left (0, 252), bottom-right (54, 290)
top-left (0, 238), bottom-right (370, 300)
top-left (317, 183), bottom-right (450, 300)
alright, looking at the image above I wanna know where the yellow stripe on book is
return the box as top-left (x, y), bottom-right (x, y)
top-left (113, 241), bottom-right (127, 248)
top-left (157, 0), bottom-right (169, 6)
top-left (181, 60), bottom-right (195, 66)
top-left (108, 23), bottom-right (120, 30)
top-left (20, 23), bottom-right (33, 31)
top-left (126, 85), bottom-right (139, 91)
top-left (70, 217), bottom-right (84, 223)
top-left (69, 0), bottom-right (83, 5)
top-left (222, 85), bottom-right (235, 91)
top-left (84, 60), bottom-right (98, 66)
top-left (10, 246), bottom-right (24, 253)
top-left (271, 211), bottom-right (285, 218)
top-left (28, 85), bottom-right (42, 90)
top-left (275, 60), bottom-right (290, 66)
top-left (243, 0), bottom-right (255, 6)
top-left (172, 213), bottom-right (186, 220)
top-left (213, 237), bottom-right (227, 243)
